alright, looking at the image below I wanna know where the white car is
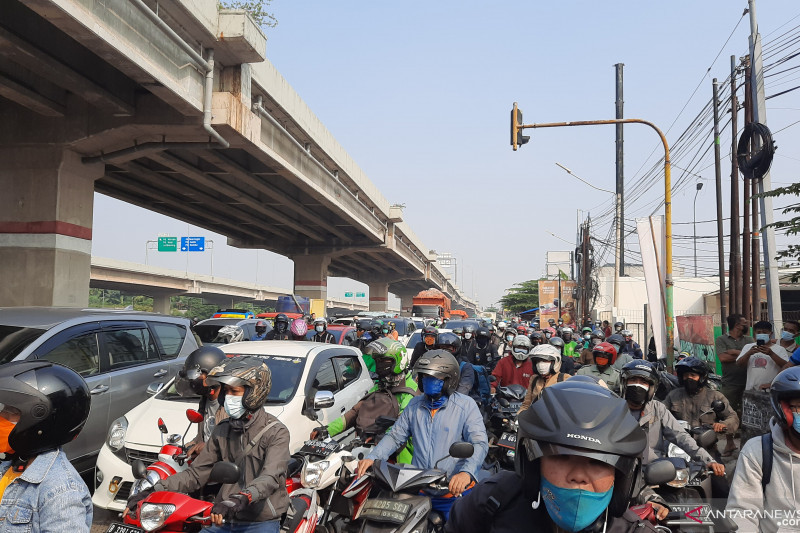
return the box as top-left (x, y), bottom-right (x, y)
top-left (92, 341), bottom-right (374, 511)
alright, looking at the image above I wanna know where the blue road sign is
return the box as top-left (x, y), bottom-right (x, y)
top-left (181, 236), bottom-right (205, 251)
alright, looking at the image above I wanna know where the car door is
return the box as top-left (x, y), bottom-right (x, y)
top-left (148, 321), bottom-right (190, 381)
top-left (98, 321), bottom-right (172, 430)
top-left (31, 322), bottom-right (109, 471)
top-left (332, 354), bottom-right (371, 408)
top-left (305, 354), bottom-right (346, 424)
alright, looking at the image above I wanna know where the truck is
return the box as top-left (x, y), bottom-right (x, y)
top-left (411, 288), bottom-right (452, 319)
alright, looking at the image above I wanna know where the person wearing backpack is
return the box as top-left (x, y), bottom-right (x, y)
top-left (726, 366), bottom-right (800, 532)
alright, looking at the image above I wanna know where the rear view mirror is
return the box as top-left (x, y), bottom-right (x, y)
top-left (209, 462), bottom-right (240, 484)
top-left (711, 399), bottom-right (725, 413)
top-left (643, 459), bottom-right (677, 486)
top-left (186, 409), bottom-right (204, 424)
top-left (697, 429), bottom-right (717, 449)
top-left (147, 382), bottom-right (165, 396)
top-left (131, 460), bottom-right (147, 480)
top-left (449, 442), bottom-right (474, 459)
top-left (313, 391), bottom-right (335, 410)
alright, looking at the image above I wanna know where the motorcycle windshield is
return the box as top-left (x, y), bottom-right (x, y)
top-left (373, 461), bottom-right (445, 492)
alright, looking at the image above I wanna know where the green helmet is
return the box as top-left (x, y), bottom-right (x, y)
top-left (364, 338), bottom-right (409, 375)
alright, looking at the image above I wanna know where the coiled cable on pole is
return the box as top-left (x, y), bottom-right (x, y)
top-left (736, 122), bottom-right (776, 179)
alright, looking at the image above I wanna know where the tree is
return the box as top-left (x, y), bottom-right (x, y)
top-left (220, 0), bottom-right (277, 29)
top-left (500, 280), bottom-right (540, 314)
top-left (758, 181), bottom-right (800, 281)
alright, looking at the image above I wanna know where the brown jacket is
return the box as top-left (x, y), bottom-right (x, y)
top-left (160, 408), bottom-right (290, 522)
top-left (662, 386), bottom-right (740, 433)
top-left (519, 372), bottom-right (570, 412)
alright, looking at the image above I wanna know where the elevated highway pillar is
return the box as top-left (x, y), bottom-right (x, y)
top-left (0, 146), bottom-right (103, 307)
top-left (293, 254), bottom-right (331, 308)
top-left (368, 281), bottom-right (389, 313)
top-left (399, 292), bottom-right (416, 317)
top-left (152, 294), bottom-right (173, 315)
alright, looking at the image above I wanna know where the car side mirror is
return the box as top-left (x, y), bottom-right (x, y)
top-left (643, 459), bottom-right (677, 486)
top-left (313, 390), bottom-right (335, 410)
top-left (209, 462), bottom-right (240, 484)
top-left (449, 442), bottom-right (474, 459)
top-left (147, 382), bottom-right (165, 395)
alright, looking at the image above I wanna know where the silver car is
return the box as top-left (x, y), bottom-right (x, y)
top-left (0, 307), bottom-right (198, 474)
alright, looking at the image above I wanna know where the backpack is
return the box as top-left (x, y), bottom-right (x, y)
top-left (761, 431), bottom-right (774, 490)
top-left (460, 361), bottom-right (493, 407)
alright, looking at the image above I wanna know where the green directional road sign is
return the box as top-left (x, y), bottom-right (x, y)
top-left (157, 237), bottom-right (178, 252)
top-left (344, 292), bottom-right (354, 298)
top-left (356, 292), bottom-right (365, 298)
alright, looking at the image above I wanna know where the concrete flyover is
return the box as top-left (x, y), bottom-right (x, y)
top-left (90, 257), bottom-right (394, 314)
top-left (0, 0), bottom-right (478, 316)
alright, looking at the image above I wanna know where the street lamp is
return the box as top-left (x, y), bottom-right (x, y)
top-left (693, 182), bottom-right (704, 277)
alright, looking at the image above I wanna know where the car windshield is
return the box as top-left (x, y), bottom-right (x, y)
top-left (391, 320), bottom-right (410, 336)
top-left (305, 329), bottom-right (343, 343)
top-left (412, 305), bottom-right (440, 317)
top-left (0, 325), bottom-right (47, 365)
top-left (195, 321), bottom-right (242, 344)
top-left (220, 354), bottom-right (307, 404)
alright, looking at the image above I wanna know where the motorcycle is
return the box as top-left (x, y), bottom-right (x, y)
top-left (113, 462), bottom-right (240, 533)
top-left (486, 384), bottom-right (526, 469)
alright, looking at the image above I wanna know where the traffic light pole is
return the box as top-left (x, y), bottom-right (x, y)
top-left (513, 114), bottom-right (675, 364)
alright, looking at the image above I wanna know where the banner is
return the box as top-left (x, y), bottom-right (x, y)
top-left (676, 315), bottom-right (718, 369)
top-left (538, 280), bottom-right (577, 328)
top-left (636, 216), bottom-right (675, 358)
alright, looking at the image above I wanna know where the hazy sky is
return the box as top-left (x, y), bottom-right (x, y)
top-left (92, 1), bottom-right (800, 309)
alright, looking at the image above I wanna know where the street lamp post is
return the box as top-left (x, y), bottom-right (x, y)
top-left (693, 183), bottom-right (704, 277)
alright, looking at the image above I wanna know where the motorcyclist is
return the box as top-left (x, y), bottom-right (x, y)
top-left (576, 341), bottom-right (621, 393)
top-left (461, 324), bottom-right (477, 359)
top-left (619, 361), bottom-right (725, 477)
top-left (447, 380), bottom-right (660, 533)
top-left (529, 331), bottom-right (544, 347)
top-left (251, 320), bottom-right (270, 341)
top-left (435, 332), bottom-right (476, 400)
top-left (495, 321), bottom-right (507, 345)
top-left (613, 321), bottom-right (624, 334)
top-left (548, 337), bottom-right (575, 376)
top-left (176, 346), bottom-right (228, 459)
top-left (353, 318), bottom-right (375, 351)
top-left (128, 356), bottom-right (291, 531)
top-left (470, 326), bottom-right (499, 368)
top-left (580, 326), bottom-right (593, 349)
top-left (357, 350), bottom-right (489, 520)
top-left (620, 330), bottom-right (644, 359)
top-left (265, 313), bottom-right (291, 340)
top-left (289, 318), bottom-right (308, 340)
top-left (497, 328), bottom-right (517, 359)
top-left (410, 325), bottom-right (438, 368)
top-left (0, 361), bottom-right (93, 530)
top-left (542, 327), bottom-right (555, 341)
top-left (579, 328), bottom-right (605, 365)
top-left (311, 318), bottom-right (336, 344)
top-left (386, 321), bottom-right (399, 341)
top-left (606, 333), bottom-right (635, 371)
top-left (531, 320), bottom-right (540, 331)
top-left (560, 327), bottom-right (578, 358)
top-left (519, 344), bottom-right (570, 411)
top-left (491, 335), bottom-right (533, 391)
top-left (372, 319), bottom-right (387, 340)
top-left (488, 323), bottom-right (501, 347)
top-left (312, 338), bottom-right (418, 463)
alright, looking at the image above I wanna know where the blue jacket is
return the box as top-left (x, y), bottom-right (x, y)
top-left (367, 392), bottom-right (488, 480)
top-left (0, 448), bottom-right (92, 532)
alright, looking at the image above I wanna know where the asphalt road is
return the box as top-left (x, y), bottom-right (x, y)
top-left (92, 507), bottom-right (119, 533)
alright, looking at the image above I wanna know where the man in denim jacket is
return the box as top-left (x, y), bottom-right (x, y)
top-left (0, 361), bottom-right (93, 532)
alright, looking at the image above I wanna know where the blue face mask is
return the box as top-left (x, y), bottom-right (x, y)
top-left (540, 477), bottom-right (613, 532)
top-left (756, 333), bottom-right (771, 343)
top-left (422, 376), bottom-right (444, 398)
top-left (792, 415), bottom-right (800, 434)
top-left (782, 330), bottom-right (796, 342)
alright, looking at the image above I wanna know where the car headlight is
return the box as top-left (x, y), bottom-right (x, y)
top-left (139, 503), bottom-right (175, 532)
top-left (302, 460), bottom-right (330, 488)
top-left (107, 417), bottom-right (128, 452)
top-left (667, 467), bottom-right (690, 488)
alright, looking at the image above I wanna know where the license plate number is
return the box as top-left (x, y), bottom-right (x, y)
top-left (497, 432), bottom-right (517, 449)
top-left (299, 439), bottom-right (339, 457)
top-left (106, 523), bottom-right (144, 533)
top-left (361, 499), bottom-right (412, 523)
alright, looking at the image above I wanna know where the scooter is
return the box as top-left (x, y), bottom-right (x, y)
top-left (486, 384), bottom-right (526, 469)
top-left (112, 462), bottom-right (240, 533)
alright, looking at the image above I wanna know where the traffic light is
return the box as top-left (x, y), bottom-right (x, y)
top-left (510, 102), bottom-right (530, 151)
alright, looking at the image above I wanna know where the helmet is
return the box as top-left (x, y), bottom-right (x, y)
top-left (452, 327), bottom-right (463, 338)
top-left (313, 317), bottom-right (327, 333)
top-left (769, 367), bottom-right (800, 428)
top-left (621, 329), bottom-right (633, 338)
top-left (614, 321), bottom-right (624, 331)
top-left (414, 350), bottom-right (461, 396)
top-left (620, 360), bottom-right (659, 404)
top-left (548, 318), bottom-right (556, 326)
top-left (529, 344), bottom-right (562, 374)
top-left (365, 338), bottom-right (409, 384)
top-left (677, 350), bottom-right (692, 362)
top-left (590, 328), bottom-right (606, 342)
top-left (548, 337), bottom-right (565, 352)
top-left (530, 331), bottom-right (544, 344)
top-left (178, 346), bottom-right (226, 396)
top-left (503, 328), bottom-right (518, 343)
top-left (606, 334), bottom-right (625, 355)
top-left (422, 325), bottom-right (438, 347)
top-left (487, 324), bottom-right (496, 333)
top-left (0, 361), bottom-right (91, 457)
top-left (517, 325), bottom-right (528, 336)
top-left (515, 380), bottom-right (647, 515)
top-left (675, 357), bottom-right (709, 386)
top-left (275, 313), bottom-right (289, 331)
top-left (592, 342), bottom-right (618, 366)
top-left (497, 321), bottom-right (507, 331)
top-left (255, 320), bottom-right (268, 335)
top-left (371, 319), bottom-right (384, 335)
top-left (532, 321), bottom-right (540, 329)
top-left (213, 324), bottom-right (245, 344)
top-left (581, 326), bottom-right (593, 334)
top-left (290, 318), bottom-right (308, 337)
top-left (387, 321), bottom-right (396, 333)
top-left (435, 332), bottom-right (462, 355)
top-left (561, 327), bottom-right (573, 338)
top-left (476, 327), bottom-right (491, 340)
top-left (208, 356), bottom-right (272, 411)
top-left (463, 324), bottom-right (477, 341)
top-left (511, 335), bottom-right (533, 361)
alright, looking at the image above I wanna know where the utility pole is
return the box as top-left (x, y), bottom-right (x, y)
top-left (729, 56), bottom-right (741, 318)
top-left (749, 0), bottom-right (784, 330)
top-left (582, 219), bottom-right (591, 325)
top-left (615, 63), bottom-right (625, 277)
top-left (742, 57), bottom-right (752, 323)
top-left (713, 79), bottom-right (729, 334)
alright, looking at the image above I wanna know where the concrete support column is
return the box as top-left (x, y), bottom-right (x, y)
top-left (151, 294), bottom-right (173, 315)
top-left (399, 292), bottom-right (416, 317)
top-left (0, 147), bottom-right (103, 307)
top-left (293, 254), bottom-right (331, 306)
top-left (368, 280), bottom-right (389, 312)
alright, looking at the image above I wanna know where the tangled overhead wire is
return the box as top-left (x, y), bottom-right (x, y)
top-left (736, 121), bottom-right (776, 179)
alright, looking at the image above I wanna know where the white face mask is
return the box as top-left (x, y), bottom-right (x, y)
top-left (464, 333), bottom-right (473, 340)
top-left (224, 395), bottom-right (246, 419)
top-left (315, 325), bottom-right (324, 333)
top-left (536, 361), bottom-right (552, 375)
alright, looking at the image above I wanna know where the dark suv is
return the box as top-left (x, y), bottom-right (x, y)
top-left (0, 307), bottom-right (198, 473)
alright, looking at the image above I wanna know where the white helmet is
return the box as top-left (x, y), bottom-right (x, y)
top-left (313, 317), bottom-right (327, 333)
top-left (529, 344), bottom-right (562, 375)
top-left (511, 335), bottom-right (533, 361)
top-left (497, 321), bottom-right (507, 330)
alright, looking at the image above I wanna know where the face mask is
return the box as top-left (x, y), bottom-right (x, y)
top-left (594, 356), bottom-right (609, 367)
top-left (382, 328), bottom-right (390, 335)
top-left (0, 418), bottom-right (16, 454)
top-left (540, 477), bottom-right (613, 533)
top-left (756, 333), bottom-right (771, 343)
top-left (315, 325), bottom-right (324, 333)
top-left (422, 376), bottom-right (445, 399)
top-left (464, 333), bottom-right (473, 340)
top-left (506, 335), bottom-right (514, 342)
top-left (224, 395), bottom-right (246, 419)
top-left (781, 330), bottom-right (796, 341)
top-left (535, 361), bottom-right (552, 376)
top-left (591, 338), bottom-right (601, 346)
top-left (684, 379), bottom-right (701, 395)
top-left (624, 383), bottom-right (649, 405)
top-left (584, 334), bottom-right (591, 341)
top-left (793, 415), bottom-right (800, 435)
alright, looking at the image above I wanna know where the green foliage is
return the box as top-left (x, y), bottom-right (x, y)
top-left (500, 280), bottom-right (541, 314)
top-left (219, 0), bottom-right (277, 28)
top-left (756, 181), bottom-right (800, 281)
top-left (485, 306), bottom-right (498, 313)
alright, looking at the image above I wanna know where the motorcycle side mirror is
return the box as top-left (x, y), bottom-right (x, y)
top-left (449, 442), bottom-right (475, 459)
top-left (209, 462), bottom-right (240, 485)
top-left (186, 409), bottom-right (204, 424)
top-left (375, 416), bottom-right (397, 429)
top-left (489, 375), bottom-right (497, 383)
top-left (711, 399), bottom-right (725, 413)
top-left (157, 418), bottom-right (168, 434)
top-left (697, 429), bottom-right (717, 448)
top-left (132, 459), bottom-right (148, 480)
top-left (642, 459), bottom-right (676, 486)
top-left (498, 398), bottom-right (509, 407)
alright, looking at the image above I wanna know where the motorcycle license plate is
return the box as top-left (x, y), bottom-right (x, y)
top-left (106, 523), bottom-right (144, 533)
top-left (497, 432), bottom-right (517, 450)
top-left (299, 439), bottom-right (339, 457)
top-left (666, 504), bottom-right (713, 525)
top-left (361, 499), bottom-right (412, 523)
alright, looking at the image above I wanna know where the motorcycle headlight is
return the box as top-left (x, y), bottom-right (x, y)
top-left (667, 443), bottom-right (691, 462)
top-left (107, 417), bottom-right (128, 452)
top-left (303, 460), bottom-right (330, 488)
top-left (139, 503), bottom-right (176, 532)
top-left (667, 467), bottom-right (690, 488)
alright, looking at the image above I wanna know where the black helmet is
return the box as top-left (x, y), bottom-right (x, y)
top-left (0, 361), bottom-right (91, 457)
top-left (530, 331), bottom-right (544, 344)
top-left (434, 332), bottom-right (462, 355)
top-left (178, 346), bottom-right (226, 397)
top-left (591, 328), bottom-right (606, 341)
top-left (356, 318), bottom-right (372, 331)
top-left (476, 327), bottom-right (490, 340)
top-left (620, 360), bottom-right (659, 403)
top-left (770, 367), bottom-right (800, 428)
top-left (371, 319), bottom-right (384, 335)
top-left (255, 320), bottom-right (268, 335)
top-left (515, 380), bottom-right (647, 516)
top-left (208, 356), bottom-right (272, 411)
top-left (274, 314), bottom-right (289, 331)
top-left (606, 334), bottom-right (625, 354)
top-left (614, 321), bottom-right (624, 331)
top-left (675, 357), bottom-right (709, 387)
top-left (462, 324), bottom-right (477, 341)
top-left (548, 337), bottom-right (565, 352)
top-left (414, 350), bottom-right (461, 396)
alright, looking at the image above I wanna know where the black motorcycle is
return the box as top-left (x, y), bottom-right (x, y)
top-left (486, 384), bottom-right (526, 469)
